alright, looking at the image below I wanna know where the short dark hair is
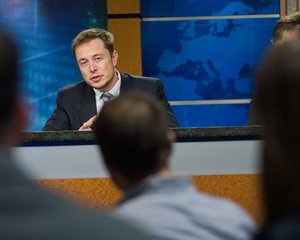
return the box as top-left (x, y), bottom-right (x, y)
top-left (273, 12), bottom-right (300, 44)
top-left (71, 28), bottom-right (114, 56)
top-left (0, 30), bottom-right (18, 138)
top-left (254, 37), bottom-right (300, 221)
top-left (94, 92), bottom-right (170, 182)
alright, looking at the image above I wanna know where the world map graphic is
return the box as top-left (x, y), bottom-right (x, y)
top-left (141, 0), bottom-right (278, 126)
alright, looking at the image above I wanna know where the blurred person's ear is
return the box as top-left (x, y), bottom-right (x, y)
top-left (167, 131), bottom-right (176, 154)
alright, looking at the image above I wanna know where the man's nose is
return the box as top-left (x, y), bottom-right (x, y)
top-left (89, 61), bottom-right (96, 72)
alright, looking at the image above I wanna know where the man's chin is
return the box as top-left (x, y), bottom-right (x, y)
top-left (87, 81), bottom-right (107, 90)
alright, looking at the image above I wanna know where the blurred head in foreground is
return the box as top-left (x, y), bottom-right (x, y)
top-left (0, 29), bottom-right (26, 146)
top-left (253, 36), bottom-right (300, 222)
top-left (94, 92), bottom-right (174, 191)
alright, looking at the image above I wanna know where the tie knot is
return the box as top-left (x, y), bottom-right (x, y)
top-left (100, 92), bottom-right (113, 104)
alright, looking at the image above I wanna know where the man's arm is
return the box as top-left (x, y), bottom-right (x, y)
top-left (154, 80), bottom-right (179, 128)
top-left (42, 89), bottom-right (71, 131)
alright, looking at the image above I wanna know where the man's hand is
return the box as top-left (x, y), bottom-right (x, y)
top-left (79, 115), bottom-right (97, 131)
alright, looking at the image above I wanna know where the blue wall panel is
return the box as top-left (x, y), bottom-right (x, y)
top-left (142, 18), bottom-right (277, 101)
top-left (173, 104), bottom-right (249, 127)
top-left (141, 0), bottom-right (279, 127)
top-left (141, 0), bottom-right (279, 17)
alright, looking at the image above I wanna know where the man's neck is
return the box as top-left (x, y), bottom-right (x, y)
top-left (121, 167), bottom-right (171, 192)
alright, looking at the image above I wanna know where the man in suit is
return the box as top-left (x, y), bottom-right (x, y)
top-left (0, 29), bottom-right (149, 239)
top-left (43, 28), bottom-right (178, 131)
top-left (94, 92), bottom-right (257, 240)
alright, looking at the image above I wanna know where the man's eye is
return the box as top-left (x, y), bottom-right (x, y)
top-left (94, 57), bottom-right (102, 62)
top-left (80, 61), bottom-right (88, 66)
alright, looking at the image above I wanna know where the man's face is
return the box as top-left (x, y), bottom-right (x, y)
top-left (75, 38), bottom-right (118, 92)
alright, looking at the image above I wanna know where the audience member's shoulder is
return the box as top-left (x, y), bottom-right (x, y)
top-left (112, 190), bottom-right (256, 240)
top-left (202, 192), bottom-right (256, 223)
top-left (197, 193), bottom-right (257, 239)
top-left (189, 191), bottom-right (257, 238)
top-left (3, 176), bottom-right (149, 240)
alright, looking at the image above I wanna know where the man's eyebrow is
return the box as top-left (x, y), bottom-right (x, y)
top-left (93, 53), bottom-right (104, 57)
top-left (78, 53), bottom-right (103, 62)
top-left (78, 58), bottom-right (87, 62)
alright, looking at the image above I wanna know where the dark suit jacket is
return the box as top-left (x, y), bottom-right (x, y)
top-left (43, 72), bottom-right (179, 131)
top-left (255, 216), bottom-right (300, 240)
top-left (0, 153), bottom-right (148, 240)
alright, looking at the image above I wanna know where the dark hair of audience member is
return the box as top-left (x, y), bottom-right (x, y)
top-left (0, 30), bottom-right (18, 140)
top-left (94, 92), bottom-right (170, 184)
top-left (272, 12), bottom-right (300, 45)
top-left (253, 36), bottom-right (300, 222)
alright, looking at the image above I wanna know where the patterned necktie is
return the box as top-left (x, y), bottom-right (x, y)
top-left (100, 92), bottom-right (113, 104)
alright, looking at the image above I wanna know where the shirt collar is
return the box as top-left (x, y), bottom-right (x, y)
top-left (117, 175), bottom-right (193, 206)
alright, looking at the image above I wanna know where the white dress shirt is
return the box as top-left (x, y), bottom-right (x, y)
top-left (93, 70), bottom-right (121, 114)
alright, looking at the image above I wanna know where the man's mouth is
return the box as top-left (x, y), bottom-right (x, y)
top-left (91, 75), bottom-right (103, 81)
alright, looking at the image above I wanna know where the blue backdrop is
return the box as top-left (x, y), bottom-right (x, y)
top-left (141, 0), bottom-right (279, 127)
top-left (0, 0), bottom-right (279, 130)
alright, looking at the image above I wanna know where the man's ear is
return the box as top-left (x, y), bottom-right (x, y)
top-left (112, 50), bottom-right (118, 67)
top-left (167, 130), bottom-right (176, 153)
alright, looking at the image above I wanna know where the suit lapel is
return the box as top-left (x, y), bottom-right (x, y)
top-left (120, 72), bottom-right (132, 93)
top-left (79, 84), bottom-right (97, 123)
